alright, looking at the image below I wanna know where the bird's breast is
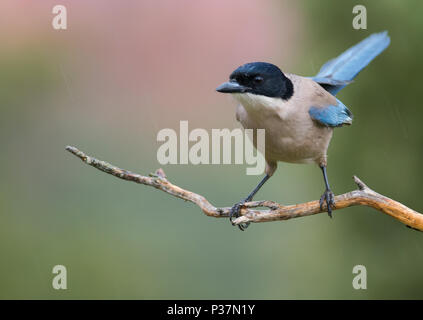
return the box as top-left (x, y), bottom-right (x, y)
top-left (234, 93), bottom-right (333, 164)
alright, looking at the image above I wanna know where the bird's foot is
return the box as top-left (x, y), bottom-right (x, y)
top-left (320, 189), bottom-right (335, 218)
top-left (229, 201), bottom-right (250, 231)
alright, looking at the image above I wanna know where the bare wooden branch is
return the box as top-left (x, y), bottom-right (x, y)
top-left (65, 146), bottom-right (423, 231)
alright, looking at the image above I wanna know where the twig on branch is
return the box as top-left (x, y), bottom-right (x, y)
top-left (65, 146), bottom-right (423, 231)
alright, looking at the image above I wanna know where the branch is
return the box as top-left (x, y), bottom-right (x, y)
top-left (65, 146), bottom-right (423, 231)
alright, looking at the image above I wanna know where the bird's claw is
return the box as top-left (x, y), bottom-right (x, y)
top-left (320, 189), bottom-right (335, 218)
top-left (229, 201), bottom-right (250, 231)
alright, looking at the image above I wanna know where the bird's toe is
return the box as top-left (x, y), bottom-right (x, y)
top-left (320, 189), bottom-right (336, 218)
top-left (229, 203), bottom-right (241, 224)
top-left (229, 201), bottom-right (250, 231)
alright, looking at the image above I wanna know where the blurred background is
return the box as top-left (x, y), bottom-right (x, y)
top-left (1, 0), bottom-right (422, 299)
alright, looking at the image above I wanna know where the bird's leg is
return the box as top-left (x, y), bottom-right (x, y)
top-left (230, 174), bottom-right (271, 231)
top-left (319, 165), bottom-right (335, 218)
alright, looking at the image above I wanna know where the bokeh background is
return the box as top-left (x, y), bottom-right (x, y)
top-left (1, 0), bottom-right (422, 299)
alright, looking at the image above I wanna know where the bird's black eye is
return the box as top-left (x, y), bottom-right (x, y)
top-left (253, 76), bottom-right (264, 84)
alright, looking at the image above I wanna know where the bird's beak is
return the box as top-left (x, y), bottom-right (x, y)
top-left (216, 81), bottom-right (249, 93)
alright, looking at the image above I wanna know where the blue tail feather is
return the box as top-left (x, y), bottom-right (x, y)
top-left (312, 31), bottom-right (390, 95)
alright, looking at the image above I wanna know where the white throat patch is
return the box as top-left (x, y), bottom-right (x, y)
top-left (232, 92), bottom-right (284, 113)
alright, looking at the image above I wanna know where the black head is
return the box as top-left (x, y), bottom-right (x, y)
top-left (216, 62), bottom-right (293, 100)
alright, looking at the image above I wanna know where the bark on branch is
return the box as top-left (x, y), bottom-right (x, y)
top-left (65, 146), bottom-right (423, 231)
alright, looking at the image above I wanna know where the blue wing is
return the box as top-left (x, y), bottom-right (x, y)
top-left (311, 31), bottom-right (390, 95)
top-left (309, 99), bottom-right (353, 127)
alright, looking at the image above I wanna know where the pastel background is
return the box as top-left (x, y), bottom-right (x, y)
top-left (1, 0), bottom-right (423, 299)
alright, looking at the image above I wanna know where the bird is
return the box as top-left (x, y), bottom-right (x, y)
top-left (216, 31), bottom-right (390, 230)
